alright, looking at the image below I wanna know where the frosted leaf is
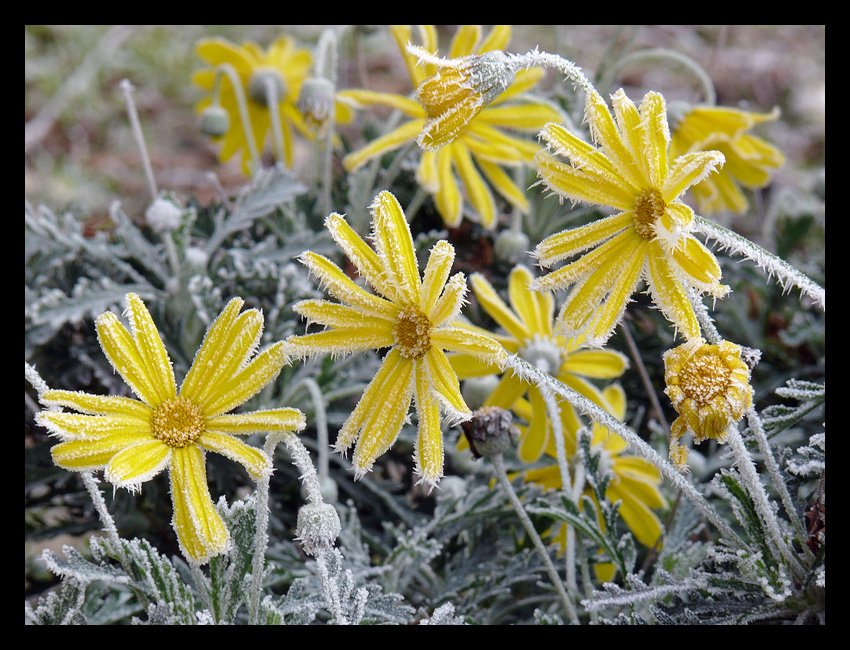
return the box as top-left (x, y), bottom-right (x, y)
top-left (418, 602), bottom-right (466, 625)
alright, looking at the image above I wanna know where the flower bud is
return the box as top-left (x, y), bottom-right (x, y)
top-left (295, 501), bottom-right (341, 556)
top-left (199, 105), bottom-right (230, 138)
top-left (494, 228), bottom-right (531, 264)
top-left (461, 406), bottom-right (519, 459)
top-left (145, 197), bottom-right (183, 233)
top-left (297, 77), bottom-right (335, 129)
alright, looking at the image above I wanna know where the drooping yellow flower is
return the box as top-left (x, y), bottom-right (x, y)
top-left (450, 265), bottom-right (628, 462)
top-left (36, 294), bottom-right (305, 564)
top-left (663, 337), bottom-right (754, 470)
top-left (670, 104), bottom-right (785, 215)
top-left (339, 25), bottom-right (563, 229)
top-left (193, 35), bottom-right (350, 174)
top-left (531, 88), bottom-right (730, 347)
top-left (284, 191), bottom-right (507, 490)
top-left (523, 384), bottom-right (668, 561)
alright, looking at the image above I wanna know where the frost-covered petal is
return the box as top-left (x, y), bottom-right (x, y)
top-left (584, 90), bottom-right (643, 190)
top-left (430, 326), bottom-right (507, 366)
top-left (518, 386), bottom-right (548, 463)
top-left (535, 150), bottom-right (636, 211)
top-left (638, 91), bottom-right (670, 188)
top-left (169, 445), bottom-right (230, 564)
top-left (202, 342), bottom-right (288, 416)
top-left (125, 293), bottom-right (177, 404)
top-left (284, 325), bottom-right (394, 361)
top-left (104, 439), bottom-right (171, 488)
top-left (298, 251), bottom-right (398, 318)
top-left (51, 431), bottom-right (151, 471)
top-left (428, 273), bottom-right (468, 326)
top-left (422, 347), bottom-right (471, 424)
top-left (661, 150), bottom-right (726, 204)
top-left (37, 411), bottom-right (151, 441)
top-left (560, 348), bottom-right (628, 379)
top-left (533, 211), bottom-right (633, 269)
top-left (370, 191), bottom-right (421, 306)
top-left (413, 365), bottom-right (444, 490)
top-left (293, 299), bottom-right (394, 332)
top-left (645, 242), bottom-right (701, 341)
top-left (610, 89), bottom-right (647, 185)
top-left (349, 353), bottom-right (415, 478)
top-left (206, 408), bottom-right (306, 434)
top-left (39, 389), bottom-right (152, 420)
top-left (669, 235), bottom-right (724, 288)
top-left (420, 240), bottom-right (456, 315)
top-left (96, 311), bottom-right (161, 407)
top-left (197, 431), bottom-right (271, 480)
top-left (508, 265), bottom-right (549, 335)
top-left (475, 157), bottom-right (530, 213)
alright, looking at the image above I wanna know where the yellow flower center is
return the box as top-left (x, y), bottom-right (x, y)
top-left (678, 353), bottom-right (732, 406)
top-left (393, 306), bottom-right (432, 359)
top-left (633, 189), bottom-right (666, 239)
top-left (152, 397), bottom-right (205, 448)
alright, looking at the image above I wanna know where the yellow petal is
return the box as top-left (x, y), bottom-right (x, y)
top-left (533, 211), bottom-right (633, 268)
top-left (39, 389), bottom-right (151, 420)
top-left (484, 372), bottom-right (527, 409)
top-left (370, 191), bottom-right (421, 306)
top-left (449, 24), bottom-right (481, 58)
top-left (638, 91), bottom-right (670, 188)
top-left (669, 235), bottom-right (723, 287)
top-left (413, 365), bottom-right (444, 489)
top-left (198, 430), bottom-right (271, 480)
top-left (451, 143), bottom-right (497, 228)
top-left (518, 386), bottom-right (548, 463)
top-left (560, 348), bottom-right (628, 379)
top-left (202, 342), bottom-right (287, 416)
top-left (342, 119), bottom-right (424, 172)
top-left (180, 298), bottom-right (244, 403)
top-left (37, 411), bottom-right (151, 440)
top-left (420, 240), bottom-right (455, 314)
top-left (423, 347), bottom-right (470, 423)
top-left (429, 273), bottom-right (468, 326)
top-left (535, 150), bottom-right (636, 211)
top-left (293, 299), bottom-right (393, 331)
top-left (645, 242), bottom-right (701, 341)
top-left (284, 325), bottom-right (394, 362)
top-left (125, 294), bottom-right (176, 404)
top-left (51, 431), bottom-right (150, 471)
top-left (169, 446), bottom-right (230, 564)
top-left (662, 150), bottom-right (726, 204)
top-left (607, 483), bottom-right (663, 548)
top-left (299, 251), bottom-right (398, 318)
top-left (206, 408), bottom-right (306, 434)
top-left (475, 158), bottom-right (530, 213)
top-left (324, 213), bottom-right (394, 300)
top-left (430, 326), bottom-right (507, 365)
top-left (96, 311), bottom-right (160, 407)
top-left (584, 90), bottom-right (643, 189)
top-left (195, 37), bottom-right (255, 72)
top-left (104, 439), bottom-right (170, 487)
top-left (508, 265), bottom-right (547, 335)
top-left (434, 148), bottom-right (463, 226)
top-left (469, 272), bottom-right (528, 340)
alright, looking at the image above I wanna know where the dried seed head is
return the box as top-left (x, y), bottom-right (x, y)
top-left (461, 406), bottom-right (520, 459)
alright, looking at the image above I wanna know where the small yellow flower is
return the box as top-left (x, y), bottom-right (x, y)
top-left (522, 385), bottom-right (668, 558)
top-left (663, 337), bottom-right (754, 470)
top-left (193, 36), bottom-right (329, 173)
top-left (670, 104), bottom-right (785, 215)
top-left (339, 25), bottom-right (562, 229)
top-left (450, 265), bottom-right (628, 462)
top-left (284, 191), bottom-right (507, 490)
top-left (531, 88), bottom-right (730, 347)
top-left (36, 294), bottom-right (305, 564)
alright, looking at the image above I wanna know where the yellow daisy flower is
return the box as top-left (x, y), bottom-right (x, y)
top-left (663, 337), bottom-right (754, 470)
top-left (450, 264), bottom-right (628, 463)
top-left (531, 88), bottom-right (730, 347)
top-left (36, 293), bottom-right (305, 564)
top-left (193, 35), bottom-right (314, 173)
top-left (670, 104), bottom-right (785, 215)
top-left (523, 384), bottom-right (668, 555)
top-left (339, 25), bottom-right (563, 229)
top-left (284, 191), bottom-right (507, 489)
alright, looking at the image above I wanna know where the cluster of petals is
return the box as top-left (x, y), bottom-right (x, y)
top-left (284, 190), bottom-right (507, 490)
top-left (37, 293), bottom-right (304, 564)
top-left (339, 25), bottom-right (563, 229)
top-left (531, 88), bottom-right (730, 347)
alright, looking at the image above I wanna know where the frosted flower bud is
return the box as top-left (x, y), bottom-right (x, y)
top-left (414, 49), bottom-right (515, 151)
top-left (461, 406), bottom-right (519, 459)
top-left (295, 501), bottom-right (341, 556)
top-left (199, 104), bottom-right (230, 138)
top-left (494, 228), bottom-right (531, 264)
top-left (461, 375), bottom-right (500, 411)
top-left (145, 197), bottom-right (183, 233)
top-left (297, 77), bottom-right (335, 128)
top-left (247, 68), bottom-right (287, 106)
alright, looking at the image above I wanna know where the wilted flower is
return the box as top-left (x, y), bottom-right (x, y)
top-left (451, 265), bottom-right (628, 462)
top-left (36, 294), bottom-right (305, 564)
top-left (663, 337), bottom-right (754, 470)
top-left (339, 25), bottom-right (562, 229)
top-left (284, 191), bottom-right (507, 490)
top-left (670, 103), bottom-right (784, 215)
top-left (532, 88), bottom-right (730, 347)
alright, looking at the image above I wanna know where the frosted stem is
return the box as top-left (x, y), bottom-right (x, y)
top-left (214, 63), bottom-right (262, 176)
top-left (693, 216), bottom-right (825, 310)
top-left (248, 473), bottom-right (271, 626)
top-left (119, 79), bottom-right (158, 201)
top-left (264, 77), bottom-right (286, 167)
top-left (490, 452), bottom-right (579, 624)
top-left (509, 49), bottom-right (596, 98)
top-left (504, 354), bottom-right (745, 547)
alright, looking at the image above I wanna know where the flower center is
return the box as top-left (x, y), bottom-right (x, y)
top-left (518, 335), bottom-right (563, 375)
top-left (152, 397), bottom-right (205, 448)
top-left (247, 68), bottom-right (287, 106)
top-left (678, 353), bottom-right (732, 405)
top-left (393, 306), bottom-right (432, 359)
top-left (633, 189), bottom-right (666, 239)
